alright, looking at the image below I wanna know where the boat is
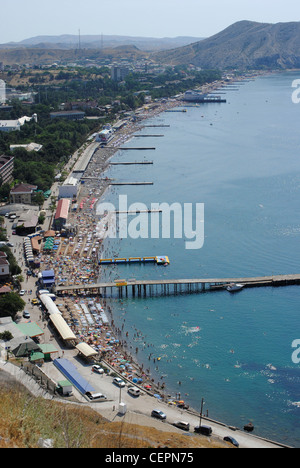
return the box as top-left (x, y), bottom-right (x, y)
top-left (244, 423), bottom-right (254, 433)
top-left (226, 283), bottom-right (244, 292)
top-left (182, 90), bottom-right (226, 103)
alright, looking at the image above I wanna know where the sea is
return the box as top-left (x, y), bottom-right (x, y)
top-left (97, 71), bottom-right (300, 447)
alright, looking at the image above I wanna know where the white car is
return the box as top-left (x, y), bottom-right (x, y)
top-left (23, 311), bottom-right (30, 319)
top-left (19, 290), bottom-right (25, 296)
top-left (128, 387), bottom-right (141, 397)
top-left (113, 377), bottom-right (126, 388)
top-left (92, 365), bottom-right (104, 374)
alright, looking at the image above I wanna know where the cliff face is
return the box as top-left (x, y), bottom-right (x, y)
top-left (153, 21), bottom-right (300, 69)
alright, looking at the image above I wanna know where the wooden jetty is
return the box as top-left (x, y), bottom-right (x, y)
top-left (165, 109), bottom-right (187, 113)
top-left (55, 273), bottom-right (300, 298)
top-left (109, 181), bottom-right (153, 186)
top-left (110, 209), bottom-right (162, 214)
top-left (118, 147), bottom-right (156, 150)
top-left (134, 134), bottom-right (164, 137)
top-left (109, 161), bottom-right (153, 165)
top-left (144, 125), bottom-right (170, 128)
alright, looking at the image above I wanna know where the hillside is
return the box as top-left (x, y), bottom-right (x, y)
top-left (0, 34), bottom-right (203, 52)
top-left (153, 20), bottom-right (300, 69)
top-left (0, 370), bottom-right (225, 449)
top-left (0, 46), bottom-right (147, 66)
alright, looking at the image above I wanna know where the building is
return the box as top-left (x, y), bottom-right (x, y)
top-left (54, 198), bottom-right (70, 230)
top-left (58, 176), bottom-right (79, 200)
top-left (16, 210), bottom-right (39, 235)
top-left (0, 154), bottom-right (14, 185)
top-left (111, 66), bottom-right (130, 82)
top-left (10, 142), bottom-right (43, 153)
top-left (0, 114), bottom-right (37, 133)
top-left (10, 184), bottom-right (37, 204)
top-left (50, 110), bottom-right (85, 121)
top-left (0, 252), bottom-right (10, 278)
top-left (0, 120), bottom-right (21, 132)
top-left (0, 317), bottom-right (42, 358)
top-left (41, 269), bottom-right (55, 288)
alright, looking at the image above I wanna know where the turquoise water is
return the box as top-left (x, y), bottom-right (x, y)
top-left (97, 72), bottom-right (300, 447)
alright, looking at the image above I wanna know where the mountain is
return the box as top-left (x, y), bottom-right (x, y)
top-left (153, 20), bottom-right (300, 69)
top-left (0, 34), bottom-right (203, 52)
top-left (0, 46), bottom-right (147, 66)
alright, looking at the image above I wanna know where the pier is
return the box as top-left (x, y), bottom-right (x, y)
top-left (134, 134), bottom-right (164, 137)
top-left (109, 181), bottom-right (153, 186)
top-left (55, 273), bottom-right (300, 298)
top-left (109, 161), bottom-right (153, 165)
top-left (99, 255), bottom-right (169, 265)
top-left (118, 147), bottom-right (156, 150)
top-left (143, 125), bottom-right (170, 128)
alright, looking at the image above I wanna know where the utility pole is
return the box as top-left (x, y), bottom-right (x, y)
top-left (199, 397), bottom-right (204, 427)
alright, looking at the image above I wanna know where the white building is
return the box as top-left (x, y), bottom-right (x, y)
top-left (0, 114), bottom-right (37, 133)
top-left (58, 176), bottom-right (79, 200)
top-left (0, 120), bottom-right (21, 132)
top-left (0, 80), bottom-right (6, 104)
top-left (0, 252), bottom-right (10, 278)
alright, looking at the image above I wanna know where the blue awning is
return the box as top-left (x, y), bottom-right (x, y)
top-left (54, 358), bottom-right (95, 395)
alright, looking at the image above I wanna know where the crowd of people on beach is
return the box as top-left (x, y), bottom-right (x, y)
top-left (38, 100), bottom-right (186, 398)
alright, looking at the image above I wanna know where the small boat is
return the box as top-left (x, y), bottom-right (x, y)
top-left (226, 283), bottom-right (244, 292)
top-left (244, 422), bottom-right (254, 433)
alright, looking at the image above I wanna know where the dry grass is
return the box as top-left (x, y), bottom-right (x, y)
top-left (0, 378), bottom-right (225, 448)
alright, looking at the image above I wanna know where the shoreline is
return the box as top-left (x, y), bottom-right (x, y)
top-left (53, 69), bottom-right (280, 435)
top-left (65, 72), bottom-right (256, 399)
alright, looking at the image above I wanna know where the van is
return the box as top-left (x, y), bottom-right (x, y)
top-left (194, 425), bottom-right (213, 436)
top-left (86, 392), bottom-right (107, 400)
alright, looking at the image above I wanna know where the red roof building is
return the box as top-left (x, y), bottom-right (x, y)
top-left (54, 199), bottom-right (70, 230)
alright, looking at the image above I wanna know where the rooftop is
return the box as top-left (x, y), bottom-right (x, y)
top-left (55, 198), bottom-right (70, 220)
top-left (10, 183), bottom-right (37, 194)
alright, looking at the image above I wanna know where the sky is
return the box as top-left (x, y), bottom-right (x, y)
top-left (1, 0), bottom-right (300, 43)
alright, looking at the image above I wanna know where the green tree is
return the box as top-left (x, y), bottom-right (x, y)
top-left (0, 293), bottom-right (25, 320)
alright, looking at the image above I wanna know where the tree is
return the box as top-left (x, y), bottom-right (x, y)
top-left (0, 293), bottom-right (25, 320)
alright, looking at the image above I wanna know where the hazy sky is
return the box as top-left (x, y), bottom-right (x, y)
top-left (2, 0), bottom-right (300, 43)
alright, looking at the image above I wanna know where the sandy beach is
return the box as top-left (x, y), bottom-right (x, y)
top-left (49, 72), bottom-right (266, 401)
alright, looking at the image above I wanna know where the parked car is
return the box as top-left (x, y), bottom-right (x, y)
top-left (23, 311), bottom-right (30, 319)
top-left (113, 377), bottom-right (126, 388)
top-left (172, 421), bottom-right (190, 431)
top-left (151, 409), bottom-right (166, 420)
top-left (128, 386), bottom-right (141, 397)
top-left (223, 436), bottom-right (239, 448)
top-left (6, 242), bottom-right (14, 247)
top-left (92, 365), bottom-right (104, 374)
top-left (194, 425), bottom-right (212, 436)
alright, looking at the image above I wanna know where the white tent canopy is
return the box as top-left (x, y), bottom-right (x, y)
top-left (76, 342), bottom-right (98, 358)
top-left (40, 294), bottom-right (62, 315)
top-left (49, 314), bottom-right (76, 341)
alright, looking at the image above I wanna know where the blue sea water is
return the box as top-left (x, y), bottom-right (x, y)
top-left (97, 72), bottom-right (300, 447)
